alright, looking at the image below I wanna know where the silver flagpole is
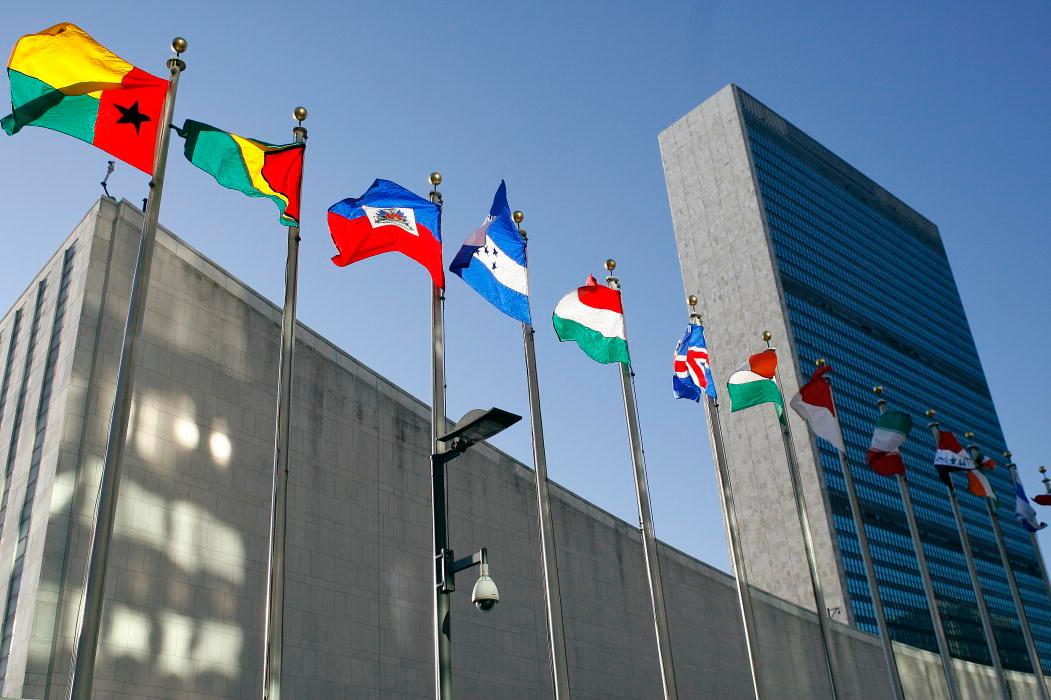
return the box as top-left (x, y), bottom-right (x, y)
top-left (1021, 460), bottom-right (1051, 601)
top-left (428, 172), bottom-right (452, 700)
top-left (814, 374), bottom-right (902, 700)
top-left (762, 331), bottom-right (838, 700)
top-left (920, 412), bottom-right (1009, 699)
top-left (688, 297), bottom-right (762, 699)
top-left (68, 38), bottom-right (188, 700)
top-left (872, 398), bottom-right (959, 700)
top-left (605, 259), bottom-right (678, 700)
top-left (964, 434), bottom-right (1049, 699)
top-left (514, 212), bottom-right (572, 699)
top-left (261, 108), bottom-right (308, 700)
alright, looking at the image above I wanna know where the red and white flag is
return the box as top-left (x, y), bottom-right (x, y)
top-left (789, 364), bottom-right (844, 451)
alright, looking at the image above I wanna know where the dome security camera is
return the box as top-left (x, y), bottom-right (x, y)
top-left (472, 573), bottom-right (499, 612)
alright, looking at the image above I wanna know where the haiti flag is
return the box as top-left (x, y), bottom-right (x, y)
top-left (328, 179), bottom-right (444, 288)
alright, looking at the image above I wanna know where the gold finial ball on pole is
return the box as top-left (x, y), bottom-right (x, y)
top-left (815, 358), bottom-right (827, 367)
top-left (512, 210), bottom-right (524, 224)
top-left (873, 385), bottom-right (884, 396)
top-left (172, 37), bottom-right (188, 54)
top-left (925, 408), bottom-right (936, 419)
top-left (1004, 450), bottom-right (1013, 460)
top-left (293, 106), bottom-right (308, 123)
top-left (605, 259), bottom-right (617, 271)
top-left (965, 431), bottom-right (975, 441)
top-left (429, 171), bottom-right (443, 187)
top-left (687, 294), bottom-right (698, 307)
top-left (761, 330), bottom-right (772, 342)
top-left (1040, 466), bottom-right (1047, 475)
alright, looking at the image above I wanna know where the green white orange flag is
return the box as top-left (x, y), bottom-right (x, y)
top-left (966, 458), bottom-right (997, 502)
top-left (866, 411), bottom-right (912, 477)
top-left (727, 349), bottom-right (782, 413)
top-left (553, 274), bottom-right (629, 364)
top-left (2, 23), bottom-right (168, 173)
top-left (175, 120), bottom-right (305, 226)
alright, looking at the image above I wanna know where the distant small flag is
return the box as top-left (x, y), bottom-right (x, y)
top-left (1015, 482), bottom-right (1047, 532)
top-left (328, 179), bottom-right (444, 288)
top-left (449, 181), bottom-right (530, 324)
top-left (934, 431), bottom-right (975, 486)
top-left (1034, 489), bottom-right (1051, 507)
top-left (727, 350), bottom-right (781, 413)
top-left (790, 365), bottom-right (844, 451)
top-left (672, 324), bottom-right (716, 402)
top-left (966, 459), bottom-right (997, 502)
top-left (866, 411), bottom-right (912, 477)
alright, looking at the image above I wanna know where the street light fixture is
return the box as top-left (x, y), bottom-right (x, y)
top-left (430, 407), bottom-right (521, 698)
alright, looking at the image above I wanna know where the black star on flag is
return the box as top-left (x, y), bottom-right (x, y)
top-left (114, 101), bottom-right (152, 135)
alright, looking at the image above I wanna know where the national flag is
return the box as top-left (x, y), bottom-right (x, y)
top-left (2, 23), bottom-right (168, 173)
top-left (1015, 482), bottom-right (1047, 532)
top-left (790, 364), bottom-right (844, 451)
top-left (175, 120), bottom-right (304, 226)
top-left (934, 431), bottom-right (975, 486)
top-left (449, 181), bottom-right (529, 324)
top-left (964, 457), bottom-right (997, 501)
top-left (726, 349), bottom-right (781, 413)
top-left (866, 411), bottom-right (912, 477)
top-left (552, 275), bottom-right (629, 365)
top-left (1034, 487), bottom-right (1051, 507)
top-left (672, 324), bottom-right (716, 402)
top-left (328, 180), bottom-right (444, 288)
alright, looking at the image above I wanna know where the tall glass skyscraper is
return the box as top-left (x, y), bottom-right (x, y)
top-left (660, 85), bottom-right (1049, 674)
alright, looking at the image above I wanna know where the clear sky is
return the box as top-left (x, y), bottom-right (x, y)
top-left (2, 1), bottom-right (1050, 574)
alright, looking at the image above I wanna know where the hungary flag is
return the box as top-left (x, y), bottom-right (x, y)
top-left (552, 275), bottom-right (629, 364)
top-left (866, 411), bottom-right (912, 477)
top-left (2, 23), bottom-right (168, 173)
top-left (176, 120), bottom-right (305, 226)
top-left (727, 349), bottom-right (781, 413)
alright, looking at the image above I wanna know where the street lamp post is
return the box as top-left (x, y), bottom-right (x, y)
top-left (431, 407), bottom-right (522, 699)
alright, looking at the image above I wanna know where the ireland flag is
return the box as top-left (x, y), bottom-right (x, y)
top-left (727, 349), bottom-right (782, 413)
top-left (553, 275), bottom-right (629, 364)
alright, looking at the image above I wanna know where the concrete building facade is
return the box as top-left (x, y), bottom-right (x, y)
top-left (0, 197), bottom-right (1045, 699)
top-left (659, 85), bottom-right (1050, 678)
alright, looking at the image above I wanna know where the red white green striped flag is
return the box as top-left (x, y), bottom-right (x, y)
top-left (552, 275), bottom-right (629, 365)
top-left (727, 349), bottom-right (782, 413)
top-left (866, 411), bottom-right (912, 477)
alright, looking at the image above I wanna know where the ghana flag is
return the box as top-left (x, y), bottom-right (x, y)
top-left (2, 23), bottom-right (168, 174)
top-left (176, 120), bottom-right (305, 227)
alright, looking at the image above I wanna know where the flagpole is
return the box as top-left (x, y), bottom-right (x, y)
top-left (964, 434), bottom-right (1049, 699)
top-left (814, 371), bottom-right (902, 700)
top-left (1019, 459), bottom-right (1051, 600)
top-left (688, 297), bottom-right (762, 699)
top-left (261, 107), bottom-right (308, 700)
top-left (605, 259), bottom-right (678, 700)
top-left (514, 212), bottom-right (572, 699)
top-left (919, 411), bottom-right (1009, 699)
top-left (762, 331), bottom-right (839, 700)
top-left (428, 172), bottom-right (452, 700)
top-left (67, 38), bottom-right (187, 700)
top-left (869, 396), bottom-right (961, 700)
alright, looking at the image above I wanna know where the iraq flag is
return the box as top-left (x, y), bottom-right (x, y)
top-left (673, 324), bottom-right (716, 401)
top-left (450, 181), bottom-right (530, 324)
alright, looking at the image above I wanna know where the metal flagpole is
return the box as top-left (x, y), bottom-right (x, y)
top-left (920, 412), bottom-right (1009, 699)
top-left (514, 212), bottom-right (572, 699)
top-left (261, 107), bottom-right (309, 700)
top-left (762, 331), bottom-right (839, 700)
top-left (813, 372), bottom-right (903, 700)
top-left (428, 172), bottom-right (452, 700)
top-left (605, 259), bottom-right (678, 700)
top-left (687, 297), bottom-right (762, 699)
top-left (871, 397), bottom-right (959, 700)
top-left (1021, 460), bottom-right (1051, 600)
top-left (67, 38), bottom-right (188, 700)
top-left (964, 434), bottom-right (1050, 700)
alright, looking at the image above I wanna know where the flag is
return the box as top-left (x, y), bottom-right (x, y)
top-left (866, 411), bottom-right (912, 477)
top-left (726, 349), bottom-right (781, 413)
top-left (673, 324), bottom-right (716, 401)
top-left (2, 22), bottom-right (167, 173)
top-left (328, 180), bottom-right (444, 288)
top-left (552, 274), bottom-right (629, 364)
top-left (934, 431), bottom-right (975, 486)
top-left (449, 181), bottom-right (529, 324)
top-left (966, 458), bottom-right (997, 502)
top-left (1015, 481), bottom-right (1047, 532)
top-left (790, 364), bottom-right (844, 451)
top-left (175, 120), bottom-right (304, 226)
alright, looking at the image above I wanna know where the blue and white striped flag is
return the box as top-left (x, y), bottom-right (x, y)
top-left (1016, 481), bottom-right (1047, 532)
top-left (449, 181), bottom-right (530, 324)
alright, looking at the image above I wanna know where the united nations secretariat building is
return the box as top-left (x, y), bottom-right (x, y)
top-left (0, 97), bottom-right (1048, 698)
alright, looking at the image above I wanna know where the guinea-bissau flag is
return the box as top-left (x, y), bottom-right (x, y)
top-left (2, 23), bottom-right (167, 174)
top-left (175, 120), bottom-right (305, 227)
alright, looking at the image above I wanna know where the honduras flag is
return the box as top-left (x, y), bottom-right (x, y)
top-left (449, 181), bottom-right (530, 324)
top-left (673, 324), bottom-right (717, 401)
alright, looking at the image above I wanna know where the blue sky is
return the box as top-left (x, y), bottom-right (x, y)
top-left (2, 1), bottom-right (1050, 573)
